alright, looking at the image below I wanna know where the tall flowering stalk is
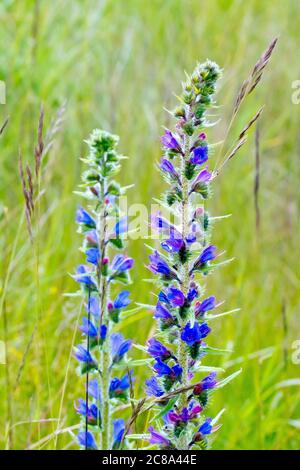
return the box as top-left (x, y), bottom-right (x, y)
top-left (73, 129), bottom-right (134, 450)
top-left (146, 61), bottom-right (232, 450)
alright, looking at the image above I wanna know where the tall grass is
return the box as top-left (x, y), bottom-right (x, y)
top-left (0, 0), bottom-right (300, 450)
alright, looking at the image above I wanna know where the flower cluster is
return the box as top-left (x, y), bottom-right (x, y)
top-left (73, 129), bottom-right (134, 450)
top-left (146, 61), bottom-right (225, 449)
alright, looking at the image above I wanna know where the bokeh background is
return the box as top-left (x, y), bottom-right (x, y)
top-left (0, 0), bottom-right (300, 450)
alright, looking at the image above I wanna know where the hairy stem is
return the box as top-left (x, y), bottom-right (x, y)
top-left (97, 177), bottom-right (111, 450)
top-left (177, 113), bottom-right (191, 450)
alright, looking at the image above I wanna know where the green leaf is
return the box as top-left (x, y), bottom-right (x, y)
top-left (206, 308), bottom-right (240, 320)
top-left (135, 302), bottom-right (156, 311)
top-left (126, 434), bottom-right (149, 440)
top-left (216, 369), bottom-right (242, 389)
top-left (150, 396), bottom-right (178, 423)
top-left (211, 408), bottom-right (225, 426)
top-left (126, 359), bottom-right (153, 367)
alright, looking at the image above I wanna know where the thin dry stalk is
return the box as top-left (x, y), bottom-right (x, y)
top-left (122, 381), bottom-right (198, 443)
top-left (215, 107), bottom-right (264, 176)
top-left (3, 301), bottom-right (14, 449)
top-left (281, 299), bottom-right (288, 369)
top-left (233, 38), bottom-right (278, 115)
top-left (254, 123), bottom-right (261, 231)
top-left (18, 151), bottom-right (33, 239)
top-left (35, 106), bottom-right (44, 177)
top-left (0, 117), bottom-right (9, 136)
top-left (215, 38), bottom-right (277, 173)
top-left (44, 100), bottom-right (66, 155)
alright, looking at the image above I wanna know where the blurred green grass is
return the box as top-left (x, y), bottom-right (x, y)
top-left (0, 0), bottom-right (300, 450)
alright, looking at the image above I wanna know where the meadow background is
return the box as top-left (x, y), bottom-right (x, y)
top-left (0, 0), bottom-right (300, 450)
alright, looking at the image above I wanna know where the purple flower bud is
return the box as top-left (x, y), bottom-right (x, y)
top-left (160, 158), bottom-right (178, 177)
top-left (148, 427), bottom-right (172, 448)
top-left (195, 167), bottom-right (212, 183)
top-left (161, 129), bottom-right (182, 153)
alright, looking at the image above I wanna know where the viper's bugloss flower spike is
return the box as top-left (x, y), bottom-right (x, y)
top-left (145, 59), bottom-right (240, 450)
top-left (73, 129), bottom-right (134, 450)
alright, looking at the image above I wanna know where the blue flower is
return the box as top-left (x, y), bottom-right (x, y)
top-left (161, 233), bottom-right (184, 253)
top-left (193, 245), bottom-right (217, 271)
top-left (88, 379), bottom-right (101, 401)
top-left (199, 245), bottom-right (216, 264)
top-left (193, 372), bottom-right (217, 395)
top-left (187, 285), bottom-right (199, 302)
top-left (167, 401), bottom-right (202, 424)
top-left (111, 332), bottom-right (132, 363)
top-left (114, 217), bottom-right (128, 236)
top-left (154, 301), bottom-right (176, 328)
top-left (75, 399), bottom-right (100, 425)
top-left (109, 371), bottom-right (132, 399)
top-left (113, 418), bottom-right (125, 449)
top-left (85, 229), bottom-right (98, 246)
top-left (79, 317), bottom-right (98, 337)
top-left (181, 322), bottom-right (211, 346)
top-left (73, 265), bottom-right (95, 286)
top-left (85, 296), bottom-right (100, 318)
top-left (111, 254), bottom-right (134, 272)
top-left (158, 291), bottom-right (170, 304)
top-left (78, 430), bottom-right (97, 449)
top-left (195, 296), bottom-right (216, 317)
top-left (100, 324), bottom-right (107, 341)
top-left (86, 247), bottom-right (100, 265)
top-left (190, 145), bottom-right (208, 165)
top-left (147, 338), bottom-right (173, 361)
top-left (145, 376), bottom-right (164, 397)
top-left (76, 206), bottom-right (96, 228)
top-left (166, 286), bottom-right (185, 307)
top-left (148, 251), bottom-right (178, 280)
top-left (154, 359), bottom-right (182, 380)
top-left (198, 418), bottom-right (213, 435)
top-left (114, 290), bottom-right (131, 309)
top-left (74, 345), bottom-right (96, 365)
